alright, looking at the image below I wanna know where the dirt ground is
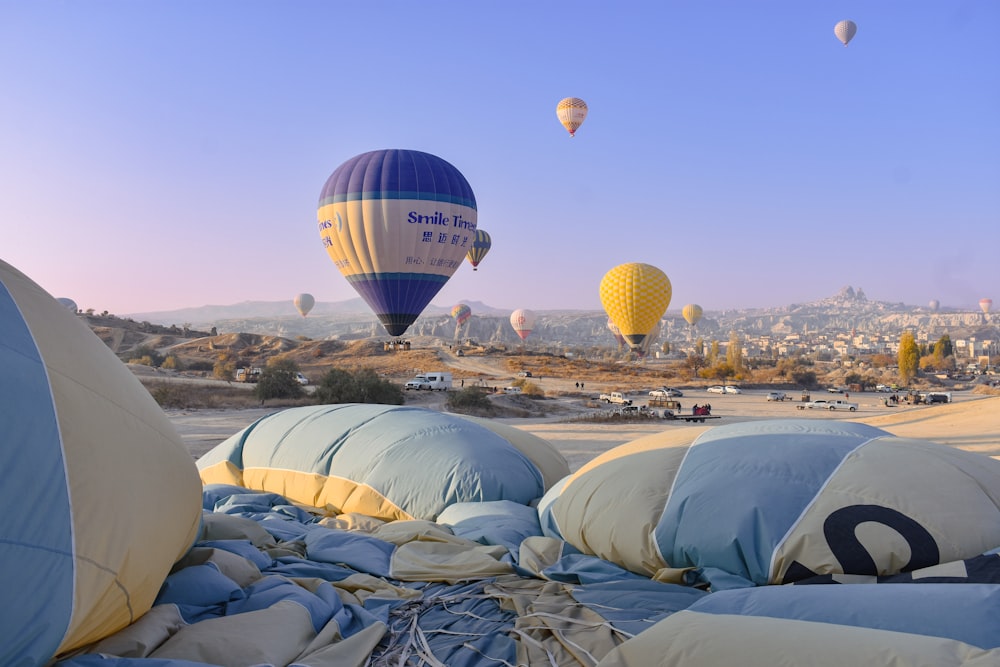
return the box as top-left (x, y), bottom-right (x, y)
top-left (165, 376), bottom-right (1000, 472)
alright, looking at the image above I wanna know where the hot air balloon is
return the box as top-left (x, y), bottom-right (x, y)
top-left (981, 298), bottom-right (993, 315)
top-left (599, 263), bottom-right (672, 351)
top-left (317, 149), bottom-right (477, 337)
top-left (929, 299), bottom-right (940, 312)
top-left (607, 317), bottom-right (626, 348)
top-left (451, 303), bottom-right (472, 327)
top-left (682, 304), bottom-right (703, 327)
top-left (510, 308), bottom-right (536, 341)
top-left (834, 20), bottom-right (857, 46)
top-left (293, 293), bottom-right (315, 317)
top-left (556, 97), bottom-right (588, 137)
top-left (466, 229), bottom-right (491, 271)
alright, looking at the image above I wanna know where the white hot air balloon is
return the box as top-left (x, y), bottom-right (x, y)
top-left (834, 20), bottom-right (857, 46)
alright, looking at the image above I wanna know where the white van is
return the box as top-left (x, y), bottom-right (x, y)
top-left (404, 371), bottom-right (453, 391)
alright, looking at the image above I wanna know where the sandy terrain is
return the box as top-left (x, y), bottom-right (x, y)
top-left (167, 387), bottom-right (1000, 472)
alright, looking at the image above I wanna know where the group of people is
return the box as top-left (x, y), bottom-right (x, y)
top-left (691, 403), bottom-right (712, 416)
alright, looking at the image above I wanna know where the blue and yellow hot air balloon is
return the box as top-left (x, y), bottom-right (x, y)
top-left (466, 228), bottom-right (491, 271)
top-left (317, 149), bottom-right (478, 337)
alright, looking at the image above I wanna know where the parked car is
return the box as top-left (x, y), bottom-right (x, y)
top-left (503, 386), bottom-right (522, 394)
top-left (295, 372), bottom-right (309, 386)
top-left (649, 387), bottom-right (683, 398)
top-left (875, 384), bottom-right (892, 392)
top-left (766, 391), bottom-right (786, 401)
top-left (517, 371), bottom-right (533, 377)
top-left (797, 399), bottom-right (858, 411)
top-left (707, 385), bottom-right (741, 394)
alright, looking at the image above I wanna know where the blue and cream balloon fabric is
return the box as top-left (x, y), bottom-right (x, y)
top-left (0, 258), bottom-right (203, 665)
top-left (197, 404), bottom-right (567, 521)
top-left (539, 419), bottom-right (1000, 589)
top-left (317, 149), bottom-right (477, 337)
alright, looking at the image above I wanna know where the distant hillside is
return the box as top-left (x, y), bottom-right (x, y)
top-left (110, 287), bottom-right (997, 350)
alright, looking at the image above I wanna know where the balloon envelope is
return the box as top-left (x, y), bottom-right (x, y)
top-left (599, 263), bottom-right (672, 350)
top-left (1, 259), bottom-right (202, 664)
top-left (451, 303), bottom-right (472, 326)
top-left (928, 299), bottom-right (940, 312)
top-left (293, 293), bottom-right (315, 317)
top-left (607, 317), bottom-right (626, 346)
top-left (317, 149), bottom-right (477, 337)
top-left (466, 229), bottom-right (491, 271)
top-left (510, 308), bottom-right (536, 341)
top-left (981, 298), bottom-right (992, 315)
top-left (682, 304), bottom-right (703, 326)
top-left (834, 20), bottom-right (857, 46)
top-left (556, 97), bottom-right (588, 137)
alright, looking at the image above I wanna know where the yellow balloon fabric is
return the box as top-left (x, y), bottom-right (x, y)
top-left (599, 263), bottom-right (671, 350)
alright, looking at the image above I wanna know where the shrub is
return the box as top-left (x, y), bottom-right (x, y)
top-left (255, 359), bottom-right (304, 401)
top-left (314, 368), bottom-right (404, 405)
top-left (446, 387), bottom-right (495, 415)
top-left (127, 345), bottom-right (164, 367)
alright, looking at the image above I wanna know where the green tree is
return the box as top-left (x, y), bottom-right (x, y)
top-left (255, 358), bottom-right (303, 401)
top-left (314, 368), bottom-right (403, 405)
top-left (934, 335), bottom-right (953, 360)
top-left (898, 331), bottom-right (920, 385)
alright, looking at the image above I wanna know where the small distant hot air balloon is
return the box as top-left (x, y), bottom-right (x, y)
top-left (928, 299), bottom-right (940, 312)
top-left (600, 263), bottom-right (672, 352)
top-left (510, 309), bottom-right (536, 341)
top-left (317, 149), bottom-right (477, 337)
top-left (451, 303), bottom-right (472, 327)
top-left (682, 304), bottom-right (703, 327)
top-left (607, 317), bottom-right (626, 348)
top-left (466, 229), bottom-right (491, 271)
top-left (980, 298), bottom-right (993, 315)
top-left (293, 293), bottom-right (315, 317)
top-left (556, 97), bottom-right (588, 137)
top-left (834, 20), bottom-right (857, 46)
top-left (56, 297), bottom-right (78, 312)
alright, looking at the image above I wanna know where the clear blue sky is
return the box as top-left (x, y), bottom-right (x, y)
top-left (2, 1), bottom-right (997, 317)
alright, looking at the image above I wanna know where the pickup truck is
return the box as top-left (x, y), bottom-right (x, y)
top-left (599, 392), bottom-right (632, 405)
top-left (797, 399), bottom-right (858, 412)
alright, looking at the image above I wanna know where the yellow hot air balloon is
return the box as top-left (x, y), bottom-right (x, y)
top-left (834, 20), bottom-right (857, 46)
top-left (556, 97), bottom-right (588, 137)
top-left (682, 304), bottom-right (703, 327)
top-left (599, 263), bottom-right (672, 351)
